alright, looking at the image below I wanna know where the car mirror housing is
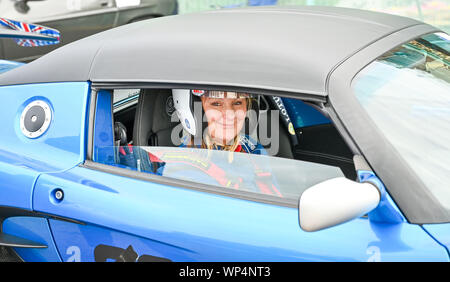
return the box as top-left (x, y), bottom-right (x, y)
top-left (299, 177), bottom-right (380, 232)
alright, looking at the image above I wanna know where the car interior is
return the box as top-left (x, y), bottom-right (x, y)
top-left (112, 89), bottom-right (357, 180)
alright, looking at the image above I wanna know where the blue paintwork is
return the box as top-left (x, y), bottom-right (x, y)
top-left (0, 60), bottom-right (24, 74)
top-left (92, 90), bottom-right (114, 164)
top-left (358, 170), bottom-right (405, 224)
top-left (282, 98), bottom-right (330, 128)
top-left (0, 82), bottom-right (90, 261)
top-left (422, 224), bottom-right (450, 257)
top-left (0, 82), bottom-right (90, 210)
top-left (31, 165), bottom-right (448, 262)
top-left (248, 0), bottom-right (278, 5)
top-left (2, 217), bottom-right (61, 261)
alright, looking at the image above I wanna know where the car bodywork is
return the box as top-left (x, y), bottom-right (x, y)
top-left (0, 6), bottom-right (449, 262)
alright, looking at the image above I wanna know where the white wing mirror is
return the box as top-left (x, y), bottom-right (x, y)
top-left (299, 177), bottom-right (380, 232)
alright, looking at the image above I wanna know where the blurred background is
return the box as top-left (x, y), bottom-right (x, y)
top-left (178, 0), bottom-right (449, 32)
top-left (0, 0), bottom-right (449, 62)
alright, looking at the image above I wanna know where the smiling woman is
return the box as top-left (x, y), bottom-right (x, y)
top-left (200, 91), bottom-right (249, 148)
top-left (173, 90), bottom-right (265, 155)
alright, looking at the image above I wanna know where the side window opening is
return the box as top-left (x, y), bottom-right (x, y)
top-left (93, 88), bottom-right (355, 201)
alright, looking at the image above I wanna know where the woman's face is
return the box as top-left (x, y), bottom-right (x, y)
top-left (201, 94), bottom-right (248, 145)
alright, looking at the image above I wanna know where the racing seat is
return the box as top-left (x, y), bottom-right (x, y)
top-left (132, 89), bottom-right (181, 147)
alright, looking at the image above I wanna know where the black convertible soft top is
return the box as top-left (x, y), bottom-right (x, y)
top-left (0, 6), bottom-right (428, 95)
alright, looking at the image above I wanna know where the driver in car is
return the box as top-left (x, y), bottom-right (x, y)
top-left (117, 89), bottom-right (281, 197)
top-left (172, 89), bottom-right (266, 156)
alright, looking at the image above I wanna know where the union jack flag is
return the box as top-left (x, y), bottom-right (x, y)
top-left (0, 17), bottom-right (60, 47)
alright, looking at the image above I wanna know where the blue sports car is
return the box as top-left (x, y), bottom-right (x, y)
top-left (0, 6), bottom-right (449, 262)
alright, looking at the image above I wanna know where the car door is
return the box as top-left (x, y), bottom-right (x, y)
top-left (28, 87), bottom-right (450, 262)
top-left (0, 0), bottom-right (116, 62)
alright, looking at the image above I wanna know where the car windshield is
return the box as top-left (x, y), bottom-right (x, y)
top-left (352, 32), bottom-right (450, 210)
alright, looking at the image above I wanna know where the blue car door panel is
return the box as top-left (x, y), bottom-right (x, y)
top-left (30, 164), bottom-right (449, 262)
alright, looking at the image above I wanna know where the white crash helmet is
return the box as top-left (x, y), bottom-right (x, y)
top-left (172, 89), bottom-right (255, 136)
